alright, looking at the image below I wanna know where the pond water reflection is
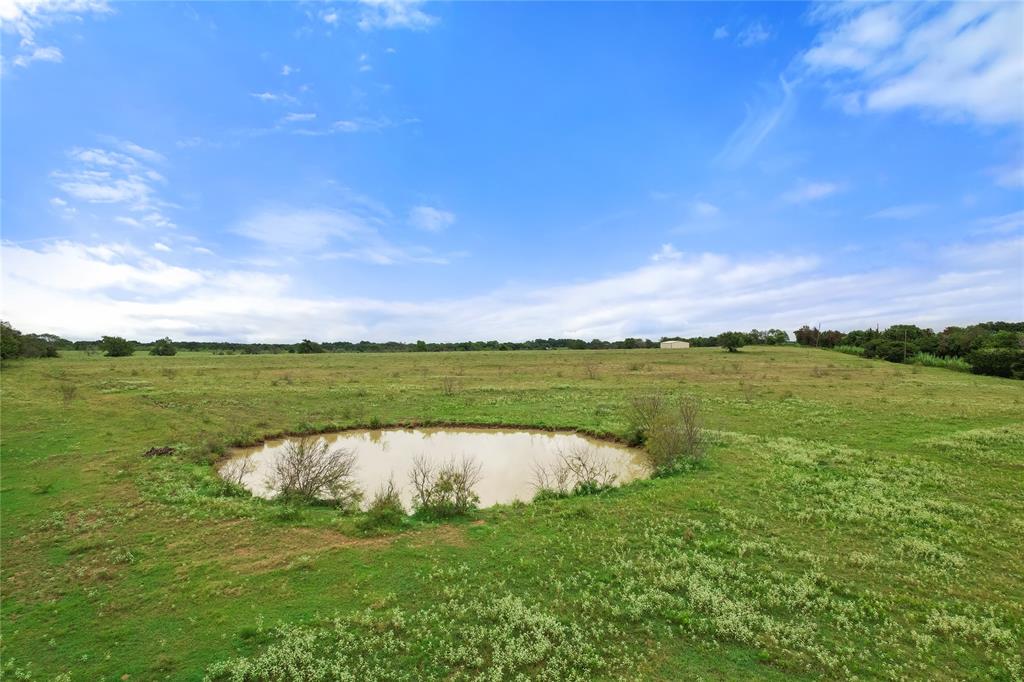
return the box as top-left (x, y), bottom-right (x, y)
top-left (221, 427), bottom-right (649, 508)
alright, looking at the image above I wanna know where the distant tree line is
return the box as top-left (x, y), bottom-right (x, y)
top-left (794, 322), bottom-right (1024, 379)
top-left (3, 318), bottom-right (1021, 379)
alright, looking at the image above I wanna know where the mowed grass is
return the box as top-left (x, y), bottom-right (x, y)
top-left (1, 347), bottom-right (1022, 680)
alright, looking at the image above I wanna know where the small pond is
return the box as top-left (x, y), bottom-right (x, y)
top-left (220, 427), bottom-right (649, 508)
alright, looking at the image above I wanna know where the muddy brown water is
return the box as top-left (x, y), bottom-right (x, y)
top-left (221, 427), bottom-right (649, 508)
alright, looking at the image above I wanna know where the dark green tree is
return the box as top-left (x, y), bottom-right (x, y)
top-left (295, 339), bottom-right (325, 354)
top-left (100, 336), bottom-right (135, 357)
top-left (1, 321), bottom-right (23, 359)
top-left (149, 337), bottom-right (177, 356)
top-left (717, 331), bottom-right (746, 352)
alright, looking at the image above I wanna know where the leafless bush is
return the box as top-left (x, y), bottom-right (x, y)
top-left (58, 382), bottom-right (77, 406)
top-left (626, 394), bottom-right (666, 444)
top-left (627, 394), bottom-right (705, 472)
top-left (531, 444), bottom-right (617, 498)
top-left (583, 361), bottom-right (600, 380)
top-left (266, 436), bottom-right (362, 509)
top-left (409, 454), bottom-right (482, 517)
top-left (221, 454), bottom-right (256, 486)
top-left (441, 376), bottom-right (458, 395)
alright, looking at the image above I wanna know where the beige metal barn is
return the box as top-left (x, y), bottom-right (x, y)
top-left (660, 340), bottom-right (690, 349)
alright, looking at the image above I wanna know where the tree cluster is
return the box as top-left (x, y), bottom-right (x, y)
top-left (0, 322), bottom-right (63, 359)
top-left (794, 322), bottom-right (1024, 379)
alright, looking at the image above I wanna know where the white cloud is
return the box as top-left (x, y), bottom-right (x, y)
top-left (51, 139), bottom-right (177, 228)
top-left (713, 26), bottom-right (729, 40)
top-left (233, 207), bottom-right (375, 251)
top-left (651, 244), bottom-right (682, 262)
top-left (152, 242), bottom-right (171, 252)
top-left (322, 10), bottom-right (339, 25)
top-left (116, 139), bottom-right (164, 163)
top-left (782, 181), bottom-right (841, 204)
top-left (691, 201), bottom-right (720, 219)
top-left (3, 236), bottom-right (1018, 343)
top-left (1, 240), bottom-right (199, 294)
top-left (868, 203), bottom-right (934, 220)
top-left (12, 45), bottom-right (62, 67)
top-left (1, 0), bottom-right (109, 71)
top-left (329, 117), bottom-right (408, 134)
top-left (232, 205), bottom-right (452, 265)
top-left (737, 22), bottom-right (771, 47)
top-left (409, 205), bottom-right (455, 232)
top-left (281, 64), bottom-right (297, 76)
top-left (357, 0), bottom-right (438, 31)
top-left (804, 2), bottom-right (1024, 126)
top-left (250, 91), bottom-right (298, 104)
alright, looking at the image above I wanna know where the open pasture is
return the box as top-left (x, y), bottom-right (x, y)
top-left (1, 346), bottom-right (1022, 680)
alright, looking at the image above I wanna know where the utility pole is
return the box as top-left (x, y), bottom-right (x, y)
top-left (903, 327), bottom-right (908, 363)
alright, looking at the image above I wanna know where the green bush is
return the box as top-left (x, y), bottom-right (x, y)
top-left (357, 478), bottom-right (407, 533)
top-left (626, 394), bottom-right (705, 474)
top-left (150, 337), bottom-right (177, 356)
top-left (100, 336), bottom-right (135, 357)
top-left (967, 348), bottom-right (1024, 379)
top-left (832, 345), bottom-right (865, 356)
top-left (909, 352), bottom-right (971, 373)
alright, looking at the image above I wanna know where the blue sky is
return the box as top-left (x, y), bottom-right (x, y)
top-left (1, 0), bottom-right (1022, 342)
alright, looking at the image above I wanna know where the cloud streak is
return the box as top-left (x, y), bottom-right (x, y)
top-left (2, 236), bottom-right (1018, 343)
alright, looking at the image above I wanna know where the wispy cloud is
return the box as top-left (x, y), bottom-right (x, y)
top-left (651, 244), bottom-right (682, 262)
top-left (715, 76), bottom-right (794, 168)
top-left (868, 203), bottom-right (934, 220)
top-left (804, 2), bottom-right (1024, 126)
top-left (713, 26), bottom-right (728, 40)
top-left (281, 112), bottom-right (316, 123)
top-left (357, 0), bottom-right (438, 32)
top-left (988, 161), bottom-right (1024, 189)
top-left (250, 91), bottom-right (299, 104)
top-left (691, 201), bottom-right (720, 219)
top-left (971, 210), bottom-right (1024, 236)
top-left (232, 204), bottom-right (454, 265)
top-left (409, 206), bottom-right (455, 232)
top-left (50, 139), bottom-right (177, 229)
top-left (280, 64), bottom-right (297, 76)
top-left (737, 21), bottom-right (771, 47)
top-left (781, 181), bottom-right (842, 204)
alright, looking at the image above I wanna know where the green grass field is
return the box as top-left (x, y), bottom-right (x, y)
top-left (1, 347), bottom-right (1022, 680)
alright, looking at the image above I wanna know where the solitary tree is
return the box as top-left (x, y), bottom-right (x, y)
top-left (295, 339), bottom-right (325, 354)
top-left (100, 336), bottom-right (134, 357)
top-left (150, 337), bottom-right (177, 356)
top-left (717, 331), bottom-right (746, 353)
